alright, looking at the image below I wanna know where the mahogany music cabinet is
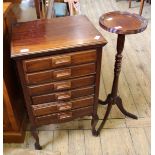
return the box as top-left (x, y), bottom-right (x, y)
top-left (11, 15), bottom-right (107, 149)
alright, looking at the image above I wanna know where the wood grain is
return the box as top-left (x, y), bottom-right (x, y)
top-left (32, 96), bottom-right (94, 116)
top-left (68, 130), bottom-right (85, 155)
top-left (32, 86), bottom-right (94, 104)
top-left (84, 130), bottom-right (102, 155)
top-left (23, 50), bottom-right (97, 73)
top-left (129, 128), bottom-right (150, 155)
top-left (3, 2), bottom-right (26, 143)
top-left (53, 130), bottom-right (68, 155)
top-left (35, 106), bottom-right (93, 126)
top-left (11, 15), bottom-right (107, 58)
top-left (100, 128), bottom-right (136, 155)
top-left (25, 63), bottom-right (96, 85)
top-left (28, 75), bottom-right (95, 96)
top-left (99, 11), bottom-right (148, 34)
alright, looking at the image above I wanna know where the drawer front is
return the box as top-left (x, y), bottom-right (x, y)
top-left (32, 86), bottom-right (94, 104)
top-left (25, 63), bottom-right (96, 85)
top-left (32, 96), bottom-right (94, 116)
top-left (28, 75), bottom-right (95, 96)
top-left (35, 106), bottom-right (93, 126)
top-left (23, 50), bottom-right (97, 73)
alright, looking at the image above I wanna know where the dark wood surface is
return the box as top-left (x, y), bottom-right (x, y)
top-left (96, 11), bottom-right (148, 135)
top-left (11, 15), bottom-right (107, 58)
top-left (3, 2), bottom-right (26, 143)
top-left (99, 11), bottom-right (148, 34)
top-left (3, 2), bottom-right (13, 17)
top-left (32, 86), bottom-right (94, 104)
top-left (35, 106), bottom-right (93, 126)
top-left (28, 75), bottom-right (95, 96)
top-left (3, 0), bottom-right (21, 4)
top-left (25, 63), bottom-right (96, 85)
top-left (11, 15), bottom-right (107, 149)
top-left (32, 96), bottom-right (94, 116)
top-left (23, 50), bottom-right (96, 73)
top-left (34, 0), bottom-right (41, 18)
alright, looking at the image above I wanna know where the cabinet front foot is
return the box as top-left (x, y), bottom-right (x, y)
top-left (31, 126), bottom-right (42, 150)
top-left (92, 129), bottom-right (99, 136)
top-left (35, 142), bottom-right (42, 150)
top-left (91, 114), bottom-right (99, 136)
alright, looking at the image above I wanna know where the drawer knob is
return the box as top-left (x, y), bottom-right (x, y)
top-left (55, 92), bottom-right (71, 101)
top-left (57, 112), bottom-right (72, 120)
top-left (54, 81), bottom-right (71, 91)
top-left (57, 102), bottom-right (72, 111)
top-left (52, 56), bottom-right (71, 67)
top-left (53, 69), bottom-right (71, 79)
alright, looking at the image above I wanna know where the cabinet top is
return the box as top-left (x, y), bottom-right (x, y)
top-left (11, 15), bottom-right (107, 59)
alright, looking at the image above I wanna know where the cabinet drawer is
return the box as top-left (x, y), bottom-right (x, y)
top-left (25, 63), bottom-right (96, 85)
top-left (32, 96), bottom-right (94, 116)
top-left (35, 106), bottom-right (93, 126)
top-left (23, 50), bottom-right (97, 73)
top-left (31, 86), bottom-right (94, 104)
top-left (28, 75), bottom-right (95, 96)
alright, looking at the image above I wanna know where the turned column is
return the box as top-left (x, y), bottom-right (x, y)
top-left (95, 11), bottom-right (148, 136)
top-left (111, 34), bottom-right (124, 98)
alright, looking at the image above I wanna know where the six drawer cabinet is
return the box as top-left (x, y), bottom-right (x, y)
top-left (11, 15), bottom-right (107, 149)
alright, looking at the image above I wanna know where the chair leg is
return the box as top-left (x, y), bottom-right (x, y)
top-left (34, 0), bottom-right (41, 18)
top-left (129, 0), bottom-right (132, 8)
top-left (139, 0), bottom-right (145, 15)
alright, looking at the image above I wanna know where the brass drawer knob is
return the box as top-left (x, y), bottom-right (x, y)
top-left (54, 81), bottom-right (71, 91)
top-left (55, 92), bottom-right (71, 101)
top-left (53, 69), bottom-right (71, 79)
top-left (57, 112), bottom-right (72, 120)
top-left (57, 102), bottom-right (72, 111)
top-left (52, 56), bottom-right (71, 67)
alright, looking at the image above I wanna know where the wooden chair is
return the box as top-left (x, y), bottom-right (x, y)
top-left (129, 0), bottom-right (145, 16)
top-left (34, 0), bottom-right (69, 19)
top-left (34, 0), bottom-right (41, 18)
top-left (129, 0), bottom-right (151, 16)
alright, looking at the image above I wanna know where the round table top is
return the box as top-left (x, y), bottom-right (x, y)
top-left (99, 11), bottom-right (148, 35)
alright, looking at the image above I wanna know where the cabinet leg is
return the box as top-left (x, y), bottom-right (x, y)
top-left (91, 114), bottom-right (99, 136)
top-left (31, 126), bottom-right (42, 150)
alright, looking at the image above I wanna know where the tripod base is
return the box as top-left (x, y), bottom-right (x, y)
top-left (96, 94), bottom-right (138, 136)
top-left (99, 94), bottom-right (138, 119)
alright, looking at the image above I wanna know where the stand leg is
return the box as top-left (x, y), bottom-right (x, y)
top-left (99, 99), bottom-right (107, 105)
top-left (97, 34), bottom-right (138, 135)
top-left (115, 96), bottom-right (138, 119)
top-left (91, 114), bottom-right (99, 136)
top-left (99, 94), bottom-right (111, 105)
top-left (96, 102), bottom-right (113, 136)
top-left (31, 126), bottom-right (42, 150)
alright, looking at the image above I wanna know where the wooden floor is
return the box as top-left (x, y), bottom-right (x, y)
top-left (4, 0), bottom-right (151, 155)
